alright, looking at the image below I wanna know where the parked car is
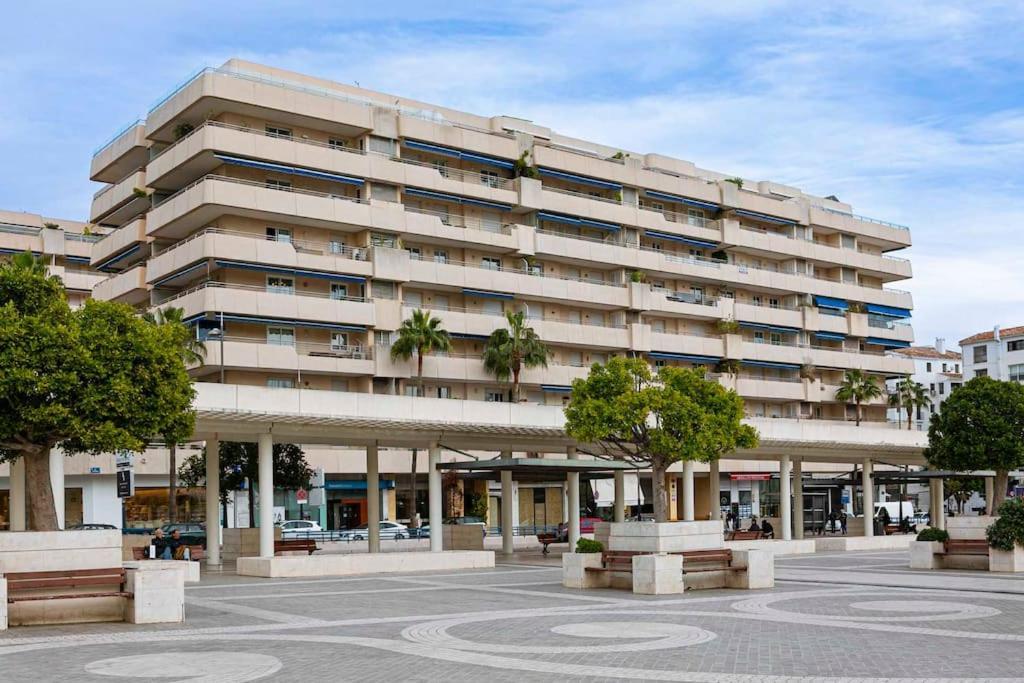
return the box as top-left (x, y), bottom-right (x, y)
top-left (66, 523), bottom-right (118, 531)
top-left (410, 524), bottom-right (430, 539)
top-left (338, 521), bottom-right (409, 541)
top-left (278, 520), bottom-right (322, 538)
top-left (159, 522), bottom-right (206, 547)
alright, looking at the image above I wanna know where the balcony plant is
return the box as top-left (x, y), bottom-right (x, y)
top-left (925, 376), bottom-right (1024, 512)
top-left (716, 319), bottom-right (740, 335)
top-left (482, 310), bottom-right (549, 403)
top-left (799, 363), bottom-right (817, 380)
top-left (0, 252), bottom-right (195, 530)
top-left (630, 270), bottom-right (647, 283)
top-left (173, 122), bottom-right (195, 140)
top-left (835, 369), bottom-right (882, 426)
top-left (43, 222), bottom-right (59, 230)
top-left (714, 358), bottom-right (740, 375)
top-left (512, 151), bottom-right (539, 179)
top-left (564, 359), bottom-right (758, 523)
top-left (132, 187), bottom-right (149, 199)
top-left (848, 302), bottom-right (867, 314)
top-left (724, 177), bottom-right (744, 189)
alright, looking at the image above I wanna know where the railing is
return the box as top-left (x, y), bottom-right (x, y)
top-left (815, 206), bottom-right (910, 232)
top-left (404, 206), bottom-right (513, 235)
top-left (638, 201), bottom-right (717, 230)
top-left (93, 119), bottom-right (144, 156)
top-left (407, 253), bottom-right (624, 289)
top-left (542, 185), bottom-right (622, 205)
top-left (154, 173), bottom-right (368, 208)
top-left (399, 301), bottom-right (627, 329)
top-left (65, 232), bottom-right (104, 243)
top-left (92, 166), bottom-right (145, 200)
top-left (215, 335), bottom-right (373, 360)
top-left (153, 226), bottom-right (369, 261)
top-left (0, 223), bottom-right (41, 237)
top-left (159, 279), bottom-right (371, 305)
top-left (650, 287), bottom-right (718, 308)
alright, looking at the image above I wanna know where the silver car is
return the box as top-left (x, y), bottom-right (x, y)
top-left (338, 521), bottom-right (409, 541)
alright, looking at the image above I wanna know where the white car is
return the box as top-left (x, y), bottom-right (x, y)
top-left (339, 521), bottom-right (409, 541)
top-left (279, 520), bottom-right (322, 538)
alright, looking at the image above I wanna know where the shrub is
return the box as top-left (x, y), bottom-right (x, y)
top-left (716, 319), bottom-right (740, 335)
top-left (987, 498), bottom-right (1024, 551)
top-left (916, 527), bottom-right (949, 542)
top-left (575, 538), bottom-right (603, 553)
top-left (630, 270), bottom-right (646, 283)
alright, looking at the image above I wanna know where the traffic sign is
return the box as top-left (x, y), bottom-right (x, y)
top-left (296, 488), bottom-right (309, 505)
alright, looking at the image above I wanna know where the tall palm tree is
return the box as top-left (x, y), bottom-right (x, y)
top-left (482, 310), bottom-right (550, 403)
top-left (145, 306), bottom-right (206, 522)
top-left (888, 385), bottom-right (904, 428)
top-left (11, 250), bottom-right (48, 276)
top-left (900, 380), bottom-right (932, 430)
top-left (835, 369), bottom-right (883, 426)
top-left (390, 310), bottom-right (452, 525)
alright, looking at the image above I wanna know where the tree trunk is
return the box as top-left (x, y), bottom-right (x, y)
top-left (855, 401), bottom-right (862, 426)
top-left (417, 351), bottom-right (425, 396)
top-left (248, 479), bottom-right (256, 528)
top-left (906, 406), bottom-right (913, 430)
top-left (994, 469), bottom-right (1010, 514)
top-left (651, 459), bottom-right (669, 523)
top-left (410, 448), bottom-right (419, 527)
top-left (168, 443), bottom-right (177, 523)
top-left (24, 450), bottom-right (59, 531)
top-left (512, 367), bottom-right (521, 403)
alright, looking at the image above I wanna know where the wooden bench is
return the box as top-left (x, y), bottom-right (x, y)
top-left (727, 530), bottom-right (763, 541)
top-left (538, 531), bottom-right (568, 555)
top-left (941, 539), bottom-right (989, 556)
top-left (5, 567), bottom-right (129, 604)
top-left (131, 544), bottom-right (205, 561)
top-left (275, 538), bottom-right (318, 555)
top-left (585, 549), bottom-right (740, 575)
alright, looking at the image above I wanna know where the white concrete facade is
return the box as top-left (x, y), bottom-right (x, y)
top-left (961, 324), bottom-right (1024, 383)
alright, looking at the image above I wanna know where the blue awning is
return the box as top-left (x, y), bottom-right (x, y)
top-left (541, 384), bottom-right (573, 393)
top-left (648, 352), bottom-right (720, 364)
top-left (865, 304), bottom-right (912, 319)
top-left (538, 168), bottom-right (621, 191)
top-left (814, 331), bottom-right (847, 341)
top-left (403, 187), bottom-right (511, 211)
top-left (404, 140), bottom-right (514, 170)
top-left (867, 337), bottom-right (911, 348)
top-left (64, 255), bottom-right (92, 265)
top-left (536, 211), bottom-right (619, 232)
top-left (451, 332), bottom-right (490, 341)
top-left (738, 322), bottom-right (800, 334)
top-left (644, 229), bottom-right (718, 249)
top-left (213, 260), bottom-right (365, 283)
top-left (813, 295), bottom-right (849, 311)
top-left (324, 479), bottom-right (395, 491)
top-left (645, 190), bottom-right (719, 211)
top-left (0, 248), bottom-right (41, 256)
top-left (741, 360), bottom-right (801, 370)
top-left (94, 244), bottom-right (142, 272)
top-left (214, 154), bottom-right (364, 186)
top-left (151, 260), bottom-right (209, 287)
top-left (732, 209), bottom-right (796, 226)
top-left (462, 288), bottom-right (513, 300)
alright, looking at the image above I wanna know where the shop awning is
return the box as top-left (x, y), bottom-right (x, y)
top-left (645, 190), bottom-right (719, 211)
top-left (403, 187), bottom-right (511, 211)
top-left (813, 295), bottom-right (849, 311)
top-left (644, 229), bottom-right (718, 249)
top-left (214, 154), bottom-right (364, 186)
top-left (732, 209), bottom-right (796, 225)
top-left (213, 260), bottom-right (366, 283)
top-left (403, 140), bottom-right (514, 170)
top-left (538, 168), bottom-right (621, 191)
top-left (541, 384), bottom-right (572, 393)
top-left (536, 211), bottom-right (619, 232)
top-left (450, 332), bottom-right (490, 341)
top-left (865, 303), bottom-right (912, 319)
top-left (462, 288), bottom-right (513, 300)
top-left (324, 479), bottom-right (396, 491)
top-left (867, 337), bottom-right (911, 348)
top-left (648, 352), bottom-right (720, 364)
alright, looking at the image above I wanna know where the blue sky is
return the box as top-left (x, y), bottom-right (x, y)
top-left (2, 1), bottom-right (1022, 347)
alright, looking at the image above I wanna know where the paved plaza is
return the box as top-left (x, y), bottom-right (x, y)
top-left (2, 550), bottom-right (1024, 681)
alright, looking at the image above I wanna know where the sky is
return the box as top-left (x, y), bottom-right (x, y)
top-left (1, 1), bottom-right (1022, 348)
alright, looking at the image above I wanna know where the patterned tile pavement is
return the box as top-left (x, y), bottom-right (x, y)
top-left (3, 549), bottom-right (1024, 681)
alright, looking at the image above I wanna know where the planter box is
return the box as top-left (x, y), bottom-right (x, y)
top-left (632, 553), bottom-right (684, 595)
top-left (594, 520), bottom-right (723, 553)
top-left (989, 546), bottom-right (1024, 573)
top-left (909, 540), bottom-right (943, 569)
top-left (562, 552), bottom-right (609, 589)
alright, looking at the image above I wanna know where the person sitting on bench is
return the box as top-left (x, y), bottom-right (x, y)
top-left (166, 529), bottom-right (191, 560)
top-left (761, 519), bottom-right (775, 539)
top-left (748, 517), bottom-right (761, 534)
top-left (151, 528), bottom-right (171, 559)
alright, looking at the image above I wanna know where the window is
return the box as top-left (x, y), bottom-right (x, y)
top-left (482, 300), bottom-right (503, 315)
top-left (436, 386), bottom-right (452, 399)
top-left (976, 368), bottom-right (988, 377)
top-left (267, 276), bottom-right (294, 295)
top-left (926, 362), bottom-right (932, 372)
top-left (752, 295), bottom-right (763, 307)
top-left (768, 297), bottom-right (780, 309)
top-left (691, 287), bottom-right (704, 303)
top-left (404, 385), bottom-right (424, 397)
top-left (769, 332), bottom-right (782, 346)
top-left (526, 260), bottom-right (542, 276)
top-left (265, 125), bottom-right (292, 139)
top-left (267, 378), bottom-right (295, 389)
top-left (373, 281), bottom-right (396, 300)
top-left (371, 184), bottom-right (398, 203)
top-left (404, 291), bottom-right (422, 307)
top-left (841, 234), bottom-right (856, 249)
top-left (406, 247), bottom-right (422, 260)
top-left (942, 363), bottom-right (947, 372)
top-left (686, 209), bottom-right (705, 226)
top-left (431, 159), bottom-right (449, 177)
top-left (481, 256), bottom-right (501, 271)
top-left (485, 390), bottom-right (505, 402)
top-left (329, 240), bottom-right (346, 254)
top-left (1009, 340), bottom-right (1024, 352)
top-left (481, 212), bottom-right (502, 233)
top-left (433, 295), bottom-right (449, 311)
top-left (266, 327), bottom-right (295, 347)
top-left (480, 170), bottom-right (500, 188)
top-left (652, 319), bottom-right (666, 333)
top-left (328, 138), bottom-right (348, 150)
top-left (266, 178), bottom-right (291, 190)
top-left (375, 330), bottom-right (394, 346)
top-left (653, 359), bottom-right (666, 368)
top-left (433, 249), bottom-right (448, 264)
top-left (568, 351), bottom-right (583, 367)
top-left (330, 332), bottom-right (348, 350)
top-left (567, 310), bottom-right (582, 324)
top-left (266, 227), bottom-right (292, 243)
top-left (929, 383), bottom-right (935, 392)
top-left (367, 136), bottom-right (396, 156)
top-left (371, 232), bottom-right (399, 248)
top-left (1010, 364), bottom-right (1024, 382)
top-left (973, 345), bottom-right (988, 363)
top-left (753, 331), bottom-right (765, 344)
top-left (650, 242), bottom-right (663, 252)
top-left (955, 364), bottom-right (960, 373)
top-left (330, 283), bottom-right (348, 300)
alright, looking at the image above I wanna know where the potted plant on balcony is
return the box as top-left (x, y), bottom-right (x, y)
top-left (173, 122), bottom-right (195, 140)
top-left (630, 270), bottom-right (647, 283)
top-left (724, 177), bottom-right (744, 189)
top-left (799, 363), bottom-right (817, 381)
top-left (512, 151), bottom-right (539, 179)
top-left (716, 319), bottom-right (740, 336)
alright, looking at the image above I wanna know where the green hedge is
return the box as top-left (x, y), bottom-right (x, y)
top-left (987, 498), bottom-right (1024, 551)
top-left (575, 538), bottom-right (604, 553)
top-left (916, 527), bottom-right (949, 542)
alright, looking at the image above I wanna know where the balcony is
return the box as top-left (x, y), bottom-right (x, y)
top-left (809, 205), bottom-right (911, 250)
top-left (91, 216), bottom-right (149, 270)
top-left (159, 281), bottom-right (376, 328)
top-left (738, 339), bottom-right (913, 375)
top-left (50, 265), bottom-right (108, 293)
top-left (409, 353), bottom-right (590, 386)
top-left (147, 227), bottom-right (372, 286)
top-left (649, 331), bottom-right (724, 358)
top-left (90, 169), bottom-right (149, 225)
top-left (201, 337), bottom-right (374, 377)
top-left (92, 264), bottom-right (149, 304)
top-left (91, 120), bottom-right (148, 183)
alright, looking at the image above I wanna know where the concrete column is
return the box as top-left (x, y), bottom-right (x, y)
top-left (682, 461), bottom-right (695, 521)
top-left (258, 433), bottom-right (274, 557)
top-left (613, 470), bottom-right (625, 523)
top-left (567, 446), bottom-right (580, 548)
top-left (50, 449), bottom-right (65, 529)
top-left (367, 444), bottom-right (381, 553)
top-left (793, 458), bottom-right (804, 540)
top-left (708, 459), bottom-right (721, 521)
top-left (9, 457), bottom-right (26, 531)
top-left (862, 458), bottom-right (874, 538)
top-left (500, 469), bottom-right (514, 554)
top-left (428, 444), bottom-right (442, 552)
top-left (779, 455), bottom-right (792, 541)
top-left (934, 477), bottom-right (945, 531)
top-left (205, 439), bottom-right (221, 565)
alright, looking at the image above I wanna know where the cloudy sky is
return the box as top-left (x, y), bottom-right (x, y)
top-left (2, 1), bottom-right (1022, 346)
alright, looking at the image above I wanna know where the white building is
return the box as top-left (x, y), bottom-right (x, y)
top-left (960, 325), bottom-right (1024, 382)
top-left (885, 338), bottom-right (962, 431)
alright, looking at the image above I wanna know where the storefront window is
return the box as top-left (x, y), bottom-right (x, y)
top-left (759, 479), bottom-right (780, 518)
top-left (123, 487), bottom-right (207, 529)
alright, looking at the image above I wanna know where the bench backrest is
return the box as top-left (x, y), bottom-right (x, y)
top-left (5, 567), bottom-right (126, 592)
top-left (276, 539), bottom-right (317, 548)
top-left (681, 549), bottom-right (733, 563)
top-left (729, 531), bottom-right (761, 540)
top-left (945, 539), bottom-right (989, 554)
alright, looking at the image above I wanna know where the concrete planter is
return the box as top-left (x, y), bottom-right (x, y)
top-left (562, 552), bottom-right (609, 589)
top-left (989, 545), bottom-right (1024, 573)
top-left (909, 540), bottom-right (944, 569)
top-left (632, 553), bottom-right (684, 595)
top-left (221, 527), bottom-right (282, 560)
top-left (595, 520), bottom-right (723, 553)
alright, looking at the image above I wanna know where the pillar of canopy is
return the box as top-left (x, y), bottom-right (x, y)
top-left (567, 446), bottom-right (581, 549)
top-left (9, 457), bottom-right (26, 531)
top-left (367, 444), bottom-right (381, 553)
top-left (500, 450), bottom-right (514, 555)
top-left (793, 457), bottom-right (804, 540)
top-left (50, 448), bottom-right (65, 529)
top-left (682, 461), bottom-right (695, 521)
top-left (205, 438), bottom-right (221, 565)
top-left (780, 454), bottom-right (792, 541)
top-left (428, 444), bottom-right (442, 552)
top-left (932, 476), bottom-right (945, 530)
top-left (862, 458), bottom-right (874, 538)
top-left (707, 459), bottom-right (721, 522)
top-left (613, 470), bottom-right (625, 523)
top-left (258, 433), bottom-right (274, 557)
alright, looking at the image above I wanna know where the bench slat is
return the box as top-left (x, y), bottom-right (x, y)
top-left (9, 591), bottom-right (130, 603)
top-left (4, 567), bottom-right (125, 581)
top-left (9, 576), bottom-right (126, 591)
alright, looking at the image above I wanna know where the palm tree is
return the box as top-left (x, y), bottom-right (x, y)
top-left (835, 369), bottom-right (883, 426)
top-left (482, 310), bottom-right (550, 403)
top-left (145, 306), bottom-right (206, 522)
top-left (900, 380), bottom-right (932, 430)
top-left (390, 310), bottom-right (452, 525)
top-left (888, 385), bottom-right (904, 428)
top-left (11, 250), bottom-right (48, 276)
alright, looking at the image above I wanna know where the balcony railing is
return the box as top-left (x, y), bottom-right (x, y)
top-left (815, 206), bottom-right (910, 232)
top-left (0, 223), bottom-right (41, 237)
top-left (154, 174), bottom-right (369, 208)
top-left (215, 335), bottom-right (373, 360)
top-left (404, 206), bottom-right (513, 235)
top-left (399, 302), bottom-right (627, 329)
top-left (543, 185), bottom-right (622, 205)
top-left (407, 252), bottom-right (624, 289)
top-left (159, 279), bottom-right (370, 305)
top-left (65, 232), bottom-right (104, 243)
top-left (153, 226), bottom-right (369, 261)
top-left (93, 118), bottom-right (144, 156)
top-left (638, 201), bottom-right (717, 230)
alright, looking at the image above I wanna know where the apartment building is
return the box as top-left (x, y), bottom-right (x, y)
top-left (885, 338), bottom-right (962, 430)
top-left (961, 325), bottom-right (1024, 382)
top-left (86, 60), bottom-right (918, 529)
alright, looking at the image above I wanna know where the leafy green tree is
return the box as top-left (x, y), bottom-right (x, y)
top-left (835, 369), bottom-right (883, 426)
top-left (144, 306), bottom-right (206, 522)
top-left (482, 310), bottom-right (549, 403)
top-left (564, 358), bottom-right (758, 522)
top-left (179, 441), bottom-right (312, 528)
top-left (390, 309), bottom-right (451, 523)
top-left (945, 477), bottom-right (984, 515)
top-left (926, 376), bottom-right (1024, 510)
top-left (0, 252), bottom-right (195, 530)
